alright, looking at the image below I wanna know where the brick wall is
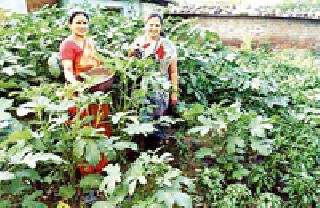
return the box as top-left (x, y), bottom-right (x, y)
top-left (175, 0), bottom-right (315, 6)
top-left (196, 17), bottom-right (320, 50)
top-left (176, 0), bottom-right (241, 6)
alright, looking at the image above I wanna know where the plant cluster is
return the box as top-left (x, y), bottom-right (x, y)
top-left (0, 5), bottom-right (319, 207)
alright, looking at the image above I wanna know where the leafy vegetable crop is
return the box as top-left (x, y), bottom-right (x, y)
top-left (0, 5), bottom-right (319, 207)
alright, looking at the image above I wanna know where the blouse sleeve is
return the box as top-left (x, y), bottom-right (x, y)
top-left (162, 38), bottom-right (177, 62)
top-left (60, 40), bottom-right (76, 61)
top-left (168, 40), bottom-right (177, 59)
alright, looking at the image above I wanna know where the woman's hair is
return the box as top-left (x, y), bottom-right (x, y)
top-left (145, 11), bottom-right (163, 25)
top-left (68, 9), bottom-right (89, 24)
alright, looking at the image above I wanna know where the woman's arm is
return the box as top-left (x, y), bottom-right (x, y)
top-left (60, 40), bottom-right (78, 85)
top-left (169, 57), bottom-right (178, 105)
top-left (61, 60), bottom-right (77, 85)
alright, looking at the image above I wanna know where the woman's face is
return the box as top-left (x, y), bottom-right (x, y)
top-left (69, 14), bottom-right (89, 38)
top-left (145, 16), bottom-right (161, 40)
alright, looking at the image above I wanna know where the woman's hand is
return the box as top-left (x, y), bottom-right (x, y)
top-left (128, 49), bottom-right (136, 57)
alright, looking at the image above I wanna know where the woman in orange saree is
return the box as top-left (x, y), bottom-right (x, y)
top-left (59, 9), bottom-right (111, 176)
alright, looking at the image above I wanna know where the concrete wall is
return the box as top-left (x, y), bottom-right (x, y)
top-left (0, 0), bottom-right (28, 14)
top-left (62, 0), bottom-right (164, 17)
top-left (140, 3), bottom-right (163, 17)
top-left (195, 16), bottom-right (320, 50)
top-left (0, 0), bottom-right (58, 13)
top-left (62, 0), bottom-right (141, 17)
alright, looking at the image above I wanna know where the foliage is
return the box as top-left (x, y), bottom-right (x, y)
top-left (194, 167), bottom-right (224, 205)
top-left (270, 0), bottom-right (320, 10)
top-left (0, 4), bottom-right (319, 207)
top-left (94, 152), bottom-right (193, 207)
top-left (177, 46), bottom-right (320, 206)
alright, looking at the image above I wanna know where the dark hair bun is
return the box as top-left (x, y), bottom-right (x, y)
top-left (160, 31), bottom-right (166, 38)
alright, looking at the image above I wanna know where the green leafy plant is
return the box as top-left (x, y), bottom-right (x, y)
top-left (256, 192), bottom-right (282, 208)
top-left (221, 184), bottom-right (252, 207)
top-left (94, 152), bottom-right (193, 207)
top-left (194, 167), bottom-right (224, 206)
top-left (0, 4), bottom-right (319, 207)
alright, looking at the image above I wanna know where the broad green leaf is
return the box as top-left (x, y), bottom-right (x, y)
top-left (156, 191), bottom-right (174, 207)
top-left (257, 192), bottom-right (282, 208)
top-left (48, 52), bottom-right (61, 78)
top-left (80, 126), bottom-right (95, 137)
top-left (156, 190), bottom-right (192, 208)
top-left (22, 201), bottom-right (47, 208)
top-left (172, 192), bottom-right (192, 208)
top-left (8, 146), bottom-right (32, 164)
top-left (0, 99), bottom-right (13, 125)
top-left (182, 104), bottom-right (204, 120)
top-left (59, 185), bottom-right (76, 199)
top-left (187, 125), bottom-right (211, 136)
top-left (0, 120), bottom-right (9, 129)
top-left (265, 96), bottom-right (289, 108)
top-left (16, 106), bottom-right (34, 117)
top-left (232, 168), bottom-right (249, 180)
top-left (73, 139), bottom-right (86, 158)
top-left (227, 137), bottom-right (244, 153)
top-left (175, 176), bottom-right (195, 190)
top-left (2, 67), bottom-right (15, 76)
top-left (195, 147), bottom-right (214, 159)
top-left (126, 162), bottom-right (144, 181)
top-left (86, 141), bottom-right (100, 165)
top-left (251, 139), bottom-right (272, 156)
top-left (0, 200), bottom-right (11, 208)
top-left (132, 88), bottom-right (146, 98)
top-left (15, 169), bottom-right (40, 180)
top-left (0, 130), bottom-right (32, 148)
top-left (100, 164), bottom-right (121, 195)
top-left (80, 174), bottom-right (103, 191)
top-left (0, 98), bottom-right (13, 110)
top-left (94, 184), bottom-right (127, 208)
top-left (123, 123), bottom-right (155, 136)
top-left (0, 178), bottom-right (31, 195)
top-left (249, 116), bottom-right (273, 138)
top-left (93, 201), bottom-right (115, 208)
top-left (111, 112), bottom-right (129, 124)
top-left (113, 141), bottom-right (138, 151)
top-left (10, 152), bottom-right (63, 168)
top-left (161, 169), bottom-right (180, 186)
top-left (128, 179), bottom-right (137, 196)
top-left (22, 190), bottom-right (47, 208)
top-left (0, 171), bottom-right (15, 181)
top-left (159, 116), bottom-right (184, 125)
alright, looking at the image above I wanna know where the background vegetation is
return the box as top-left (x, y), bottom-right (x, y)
top-left (0, 5), bottom-right (319, 207)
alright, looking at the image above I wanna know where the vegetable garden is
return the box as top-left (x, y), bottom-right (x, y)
top-left (0, 5), bottom-right (319, 208)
